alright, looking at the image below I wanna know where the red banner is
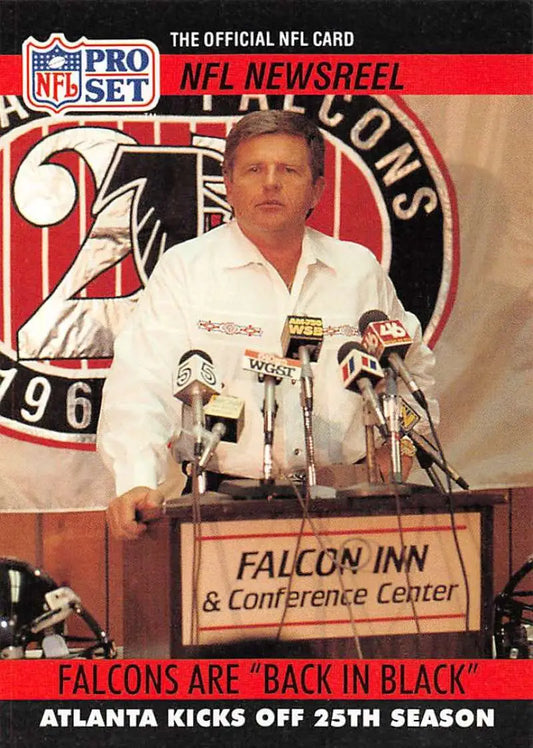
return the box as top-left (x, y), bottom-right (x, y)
top-left (1, 54), bottom-right (532, 96)
top-left (0, 659), bottom-right (531, 700)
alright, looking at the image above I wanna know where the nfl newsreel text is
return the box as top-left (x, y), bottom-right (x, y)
top-left (168, 28), bottom-right (404, 93)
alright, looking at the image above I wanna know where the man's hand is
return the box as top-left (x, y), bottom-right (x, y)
top-left (106, 485), bottom-right (165, 541)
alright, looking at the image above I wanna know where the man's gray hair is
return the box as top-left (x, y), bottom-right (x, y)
top-left (223, 110), bottom-right (325, 182)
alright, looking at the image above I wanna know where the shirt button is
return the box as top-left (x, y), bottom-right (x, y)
top-left (293, 448), bottom-right (301, 456)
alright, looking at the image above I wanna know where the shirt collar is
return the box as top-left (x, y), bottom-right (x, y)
top-left (220, 220), bottom-right (336, 271)
top-left (218, 221), bottom-right (265, 268)
top-left (301, 227), bottom-right (336, 271)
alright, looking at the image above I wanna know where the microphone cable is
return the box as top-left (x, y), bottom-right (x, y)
top-left (391, 484), bottom-right (422, 645)
top-left (274, 465), bottom-right (366, 659)
top-left (419, 400), bottom-right (472, 636)
top-left (190, 464), bottom-right (203, 647)
top-left (376, 439), bottom-right (423, 649)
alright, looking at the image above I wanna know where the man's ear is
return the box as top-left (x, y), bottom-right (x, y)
top-left (223, 171), bottom-right (233, 206)
top-left (311, 175), bottom-right (326, 210)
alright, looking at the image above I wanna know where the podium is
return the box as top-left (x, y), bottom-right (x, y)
top-left (123, 489), bottom-right (505, 659)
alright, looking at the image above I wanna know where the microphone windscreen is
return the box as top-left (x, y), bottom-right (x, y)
top-left (337, 340), bottom-right (364, 363)
top-left (179, 349), bottom-right (212, 365)
top-left (358, 309), bottom-right (387, 334)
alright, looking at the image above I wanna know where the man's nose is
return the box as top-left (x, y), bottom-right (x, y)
top-left (263, 165), bottom-right (281, 188)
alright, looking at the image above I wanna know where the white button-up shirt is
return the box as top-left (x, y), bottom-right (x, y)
top-left (97, 221), bottom-right (438, 494)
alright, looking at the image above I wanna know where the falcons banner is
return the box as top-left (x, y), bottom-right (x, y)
top-left (0, 88), bottom-right (531, 507)
top-left (0, 96), bottom-right (454, 468)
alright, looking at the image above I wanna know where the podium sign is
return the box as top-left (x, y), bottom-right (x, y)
top-left (123, 491), bottom-right (503, 658)
top-left (180, 513), bottom-right (480, 646)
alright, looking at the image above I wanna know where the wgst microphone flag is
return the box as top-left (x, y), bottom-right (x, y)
top-left (242, 349), bottom-right (302, 380)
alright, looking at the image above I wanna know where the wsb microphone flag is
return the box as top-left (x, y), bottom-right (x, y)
top-left (281, 315), bottom-right (324, 361)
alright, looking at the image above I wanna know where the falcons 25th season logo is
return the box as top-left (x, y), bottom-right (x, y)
top-left (0, 93), bottom-right (458, 448)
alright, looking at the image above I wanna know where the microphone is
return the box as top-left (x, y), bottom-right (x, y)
top-left (281, 315), bottom-right (324, 491)
top-left (174, 349), bottom-right (221, 457)
top-left (382, 368), bottom-right (402, 482)
top-left (408, 430), bottom-right (469, 491)
top-left (281, 315), bottom-right (324, 362)
top-left (243, 350), bottom-right (298, 482)
top-left (242, 349), bottom-right (302, 381)
top-left (198, 395), bottom-right (244, 470)
top-left (281, 315), bottom-right (323, 411)
top-left (337, 341), bottom-right (389, 440)
top-left (200, 395), bottom-right (244, 470)
top-left (197, 422), bottom-right (226, 470)
top-left (398, 396), bottom-right (469, 490)
top-left (359, 310), bottom-right (428, 409)
top-left (204, 394), bottom-right (245, 444)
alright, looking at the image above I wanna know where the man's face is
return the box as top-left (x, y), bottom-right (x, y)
top-left (224, 133), bottom-right (324, 239)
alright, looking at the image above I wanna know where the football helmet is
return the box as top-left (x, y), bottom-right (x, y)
top-left (494, 555), bottom-right (533, 659)
top-left (0, 556), bottom-right (116, 659)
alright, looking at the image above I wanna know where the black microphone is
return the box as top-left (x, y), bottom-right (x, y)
top-left (398, 396), bottom-right (469, 490)
top-left (359, 310), bottom-right (428, 409)
top-left (337, 341), bottom-right (389, 439)
top-left (281, 315), bottom-right (323, 411)
top-left (408, 431), bottom-right (469, 490)
top-left (281, 315), bottom-right (324, 490)
top-left (281, 315), bottom-right (324, 362)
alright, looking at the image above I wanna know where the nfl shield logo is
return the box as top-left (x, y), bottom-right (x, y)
top-left (23, 34), bottom-right (82, 113)
top-left (22, 33), bottom-right (160, 114)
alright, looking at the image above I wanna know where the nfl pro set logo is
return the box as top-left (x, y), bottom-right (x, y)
top-left (0, 94), bottom-right (458, 448)
top-left (22, 34), bottom-right (160, 114)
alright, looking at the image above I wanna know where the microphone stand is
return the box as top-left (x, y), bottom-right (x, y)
top-left (297, 345), bottom-right (335, 500)
top-left (364, 402), bottom-right (380, 484)
top-left (219, 373), bottom-right (296, 499)
top-left (187, 384), bottom-right (207, 497)
top-left (336, 401), bottom-right (410, 498)
top-left (261, 374), bottom-right (278, 484)
top-left (382, 368), bottom-right (403, 483)
top-left (191, 384), bottom-right (205, 464)
top-left (190, 452), bottom-right (203, 646)
top-left (298, 344), bottom-right (317, 495)
top-left (220, 345), bottom-right (334, 501)
top-left (415, 447), bottom-right (446, 495)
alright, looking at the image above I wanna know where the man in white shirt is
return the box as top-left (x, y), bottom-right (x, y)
top-left (98, 110), bottom-right (438, 540)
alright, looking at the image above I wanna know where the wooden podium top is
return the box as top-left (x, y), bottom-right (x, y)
top-left (150, 487), bottom-right (506, 524)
